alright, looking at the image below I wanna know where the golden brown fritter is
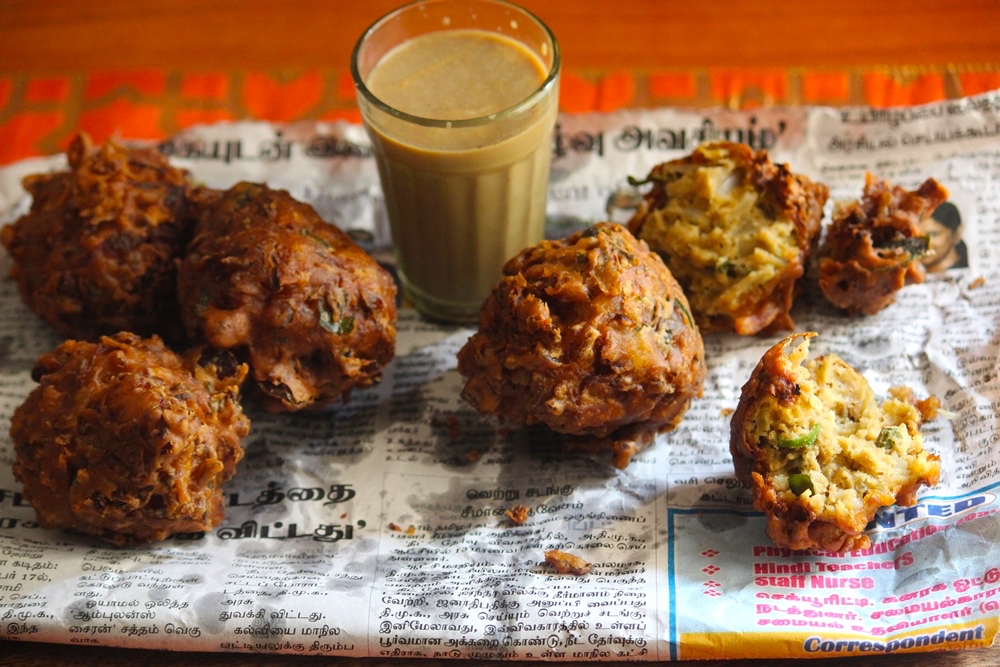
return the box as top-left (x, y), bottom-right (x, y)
top-left (9, 333), bottom-right (249, 545)
top-left (458, 222), bottom-right (705, 468)
top-left (177, 182), bottom-right (397, 413)
top-left (729, 332), bottom-right (941, 553)
top-left (818, 174), bottom-right (949, 315)
top-left (628, 141), bottom-right (828, 335)
top-left (0, 133), bottom-right (194, 342)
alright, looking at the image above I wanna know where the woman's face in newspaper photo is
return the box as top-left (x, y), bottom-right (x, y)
top-left (921, 201), bottom-right (968, 273)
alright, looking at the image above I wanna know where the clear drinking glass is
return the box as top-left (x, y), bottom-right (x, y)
top-left (352, 0), bottom-right (560, 323)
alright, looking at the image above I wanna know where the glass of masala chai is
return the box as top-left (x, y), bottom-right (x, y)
top-left (352, 0), bottom-right (561, 323)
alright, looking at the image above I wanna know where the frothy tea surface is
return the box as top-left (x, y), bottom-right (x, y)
top-left (366, 29), bottom-right (546, 120)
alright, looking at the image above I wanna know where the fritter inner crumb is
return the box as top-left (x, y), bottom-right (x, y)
top-left (544, 549), bottom-right (592, 575)
top-left (504, 505), bottom-right (530, 525)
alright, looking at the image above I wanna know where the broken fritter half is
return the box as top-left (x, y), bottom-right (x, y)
top-left (628, 141), bottom-right (828, 335)
top-left (729, 332), bottom-right (941, 553)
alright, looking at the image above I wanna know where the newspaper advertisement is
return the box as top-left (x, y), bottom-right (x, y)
top-left (0, 91), bottom-right (999, 660)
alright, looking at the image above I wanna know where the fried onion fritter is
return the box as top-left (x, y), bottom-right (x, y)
top-left (628, 141), bottom-right (828, 335)
top-left (729, 332), bottom-right (941, 553)
top-left (177, 182), bottom-right (397, 412)
top-left (817, 173), bottom-right (949, 315)
top-left (10, 333), bottom-right (249, 545)
top-left (458, 222), bottom-right (705, 468)
top-left (0, 133), bottom-right (194, 342)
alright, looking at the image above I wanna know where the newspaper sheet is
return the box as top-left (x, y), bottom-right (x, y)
top-left (1, 92), bottom-right (999, 661)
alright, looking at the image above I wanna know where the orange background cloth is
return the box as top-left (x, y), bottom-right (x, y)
top-left (2, 66), bottom-right (999, 166)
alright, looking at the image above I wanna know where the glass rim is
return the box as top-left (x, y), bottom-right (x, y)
top-left (350, 0), bottom-right (561, 129)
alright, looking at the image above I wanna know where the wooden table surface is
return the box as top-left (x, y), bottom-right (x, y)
top-left (3, 0), bottom-right (1000, 71)
top-left (1, 1), bottom-right (999, 665)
